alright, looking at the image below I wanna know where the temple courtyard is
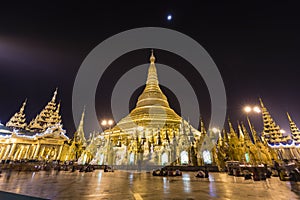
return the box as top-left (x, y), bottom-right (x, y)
top-left (0, 170), bottom-right (298, 200)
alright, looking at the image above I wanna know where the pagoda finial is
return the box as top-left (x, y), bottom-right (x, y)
top-left (150, 49), bottom-right (155, 63)
top-left (259, 97), bottom-right (264, 108)
top-left (20, 99), bottom-right (27, 113)
top-left (146, 50), bottom-right (158, 85)
top-left (228, 117), bottom-right (236, 136)
top-left (287, 112), bottom-right (292, 122)
top-left (52, 88), bottom-right (58, 102)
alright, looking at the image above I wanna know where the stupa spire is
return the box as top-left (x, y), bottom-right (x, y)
top-left (74, 107), bottom-right (87, 147)
top-left (135, 50), bottom-right (170, 109)
top-left (287, 112), bottom-right (300, 145)
top-left (237, 122), bottom-right (245, 143)
top-left (247, 117), bottom-right (260, 144)
top-left (146, 50), bottom-right (159, 85)
top-left (228, 118), bottom-right (237, 138)
top-left (114, 52), bottom-right (181, 131)
top-left (240, 121), bottom-right (252, 142)
top-left (52, 88), bottom-right (58, 102)
top-left (259, 98), bottom-right (282, 144)
top-left (6, 99), bottom-right (27, 130)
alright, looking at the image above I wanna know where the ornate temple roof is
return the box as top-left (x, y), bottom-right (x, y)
top-left (6, 99), bottom-right (27, 130)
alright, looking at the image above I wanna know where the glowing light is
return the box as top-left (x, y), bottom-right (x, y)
top-left (108, 119), bottom-right (114, 126)
top-left (253, 106), bottom-right (261, 113)
top-left (280, 129), bottom-right (286, 134)
top-left (101, 120), bottom-right (107, 126)
top-left (167, 14), bottom-right (172, 21)
top-left (212, 127), bottom-right (220, 133)
top-left (244, 106), bottom-right (252, 113)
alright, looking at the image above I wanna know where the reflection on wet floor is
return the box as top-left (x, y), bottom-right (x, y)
top-left (0, 170), bottom-right (298, 200)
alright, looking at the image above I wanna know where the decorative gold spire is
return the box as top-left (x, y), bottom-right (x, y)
top-left (150, 49), bottom-right (155, 63)
top-left (259, 98), bottom-right (282, 144)
top-left (6, 99), bottom-right (27, 130)
top-left (237, 122), bottom-right (244, 142)
top-left (287, 112), bottom-right (300, 144)
top-left (199, 117), bottom-right (207, 136)
top-left (240, 121), bottom-right (251, 142)
top-left (228, 118), bottom-right (237, 138)
top-left (247, 117), bottom-right (260, 144)
top-left (52, 88), bottom-right (58, 102)
top-left (27, 89), bottom-right (59, 132)
top-left (74, 107), bottom-right (87, 147)
top-left (287, 112), bottom-right (292, 122)
top-left (116, 51), bottom-right (181, 129)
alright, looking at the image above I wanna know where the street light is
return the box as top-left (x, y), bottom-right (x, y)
top-left (242, 105), bottom-right (262, 164)
top-left (101, 119), bottom-right (114, 130)
top-left (243, 105), bottom-right (261, 115)
top-left (101, 119), bottom-right (114, 166)
top-left (253, 106), bottom-right (261, 113)
top-left (244, 106), bottom-right (252, 113)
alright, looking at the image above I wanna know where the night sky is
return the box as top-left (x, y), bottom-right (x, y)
top-left (1, 1), bottom-right (300, 137)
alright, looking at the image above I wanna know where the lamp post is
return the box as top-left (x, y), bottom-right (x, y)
top-left (243, 105), bottom-right (262, 165)
top-left (101, 119), bottom-right (114, 166)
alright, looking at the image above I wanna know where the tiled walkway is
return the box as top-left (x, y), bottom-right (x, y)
top-left (0, 170), bottom-right (298, 200)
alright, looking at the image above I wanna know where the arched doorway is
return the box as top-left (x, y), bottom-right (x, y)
top-left (129, 152), bottom-right (135, 165)
top-left (161, 152), bottom-right (168, 165)
top-left (203, 150), bottom-right (212, 164)
top-left (180, 151), bottom-right (189, 165)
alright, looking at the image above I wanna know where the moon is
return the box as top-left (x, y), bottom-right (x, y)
top-left (167, 14), bottom-right (172, 21)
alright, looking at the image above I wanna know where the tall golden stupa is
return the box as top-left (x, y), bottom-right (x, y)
top-left (80, 51), bottom-right (205, 167)
top-left (114, 51), bottom-right (182, 131)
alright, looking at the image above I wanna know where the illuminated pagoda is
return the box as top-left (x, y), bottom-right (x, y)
top-left (260, 99), bottom-right (299, 160)
top-left (65, 108), bottom-right (87, 161)
top-left (80, 51), bottom-right (208, 167)
top-left (213, 118), bottom-right (276, 170)
top-left (6, 99), bottom-right (27, 130)
top-left (0, 89), bottom-right (69, 162)
top-left (287, 112), bottom-right (300, 146)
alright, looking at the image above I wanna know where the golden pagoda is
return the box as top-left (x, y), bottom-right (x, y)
top-left (113, 51), bottom-right (181, 131)
top-left (0, 89), bottom-right (70, 162)
top-left (81, 51), bottom-right (205, 167)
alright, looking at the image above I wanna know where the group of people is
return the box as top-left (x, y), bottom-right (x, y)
top-left (195, 167), bottom-right (209, 178)
top-left (152, 168), bottom-right (182, 176)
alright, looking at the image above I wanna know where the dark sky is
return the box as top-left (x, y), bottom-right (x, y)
top-left (1, 1), bottom-right (300, 137)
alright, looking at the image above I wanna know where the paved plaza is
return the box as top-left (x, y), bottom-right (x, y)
top-left (0, 170), bottom-right (299, 200)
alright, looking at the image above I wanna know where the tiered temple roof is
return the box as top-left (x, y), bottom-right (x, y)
top-left (287, 112), bottom-right (300, 145)
top-left (27, 89), bottom-right (62, 133)
top-left (6, 99), bottom-right (27, 130)
top-left (260, 98), bottom-right (283, 145)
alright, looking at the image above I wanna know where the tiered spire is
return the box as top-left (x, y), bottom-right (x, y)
top-left (27, 89), bottom-right (61, 132)
top-left (240, 122), bottom-right (252, 142)
top-left (136, 50), bottom-right (169, 108)
top-left (247, 117), bottom-right (261, 144)
top-left (116, 50), bottom-right (181, 130)
top-left (6, 99), bottom-right (27, 130)
top-left (259, 98), bottom-right (282, 144)
top-left (287, 112), bottom-right (300, 145)
top-left (73, 108), bottom-right (87, 147)
top-left (228, 118), bottom-right (238, 139)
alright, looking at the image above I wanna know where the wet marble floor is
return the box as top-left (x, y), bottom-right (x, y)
top-left (0, 170), bottom-right (298, 200)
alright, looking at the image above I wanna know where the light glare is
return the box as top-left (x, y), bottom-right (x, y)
top-left (244, 106), bottom-right (252, 113)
